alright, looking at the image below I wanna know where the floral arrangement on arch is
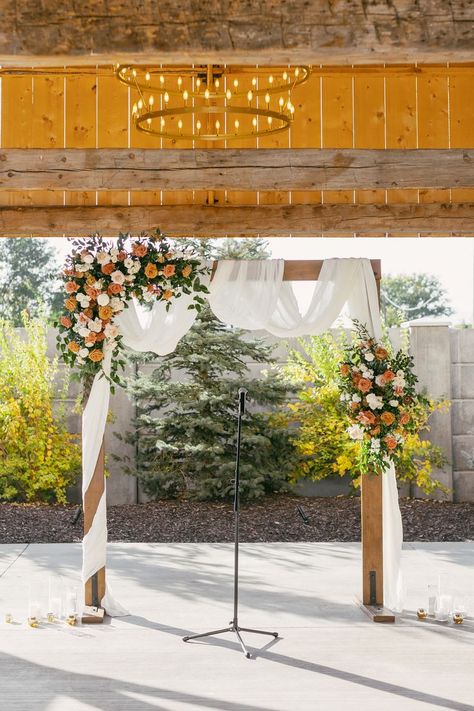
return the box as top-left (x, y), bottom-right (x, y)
top-left (56, 231), bottom-right (209, 387)
top-left (338, 321), bottom-right (428, 474)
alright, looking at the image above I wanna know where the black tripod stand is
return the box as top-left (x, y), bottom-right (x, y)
top-left (183, 388), bottom-right (279, 658)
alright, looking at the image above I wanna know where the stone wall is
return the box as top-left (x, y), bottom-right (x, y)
top-left (47, 324), bottom-right (474, 504)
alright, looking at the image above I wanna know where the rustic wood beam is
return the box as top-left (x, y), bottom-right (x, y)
top-left (1, 1), bottom-right (473, 66)
top-left (1, 203), bottom-right (473, 237)
top-left (1, 149), bottom-right (474, 192)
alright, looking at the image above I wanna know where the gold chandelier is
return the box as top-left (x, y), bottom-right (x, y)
top-left (116, 64), bottom-right (311, 142)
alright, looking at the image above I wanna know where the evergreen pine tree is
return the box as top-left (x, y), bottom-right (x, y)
top-left (118, 238), bottom-right (297, 500)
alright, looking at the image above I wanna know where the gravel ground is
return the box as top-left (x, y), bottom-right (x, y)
top-left (0, 496), bottom-right (472, 544)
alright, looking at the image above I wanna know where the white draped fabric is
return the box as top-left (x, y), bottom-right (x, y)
top-left (82, 258), bottom-right (403, 614)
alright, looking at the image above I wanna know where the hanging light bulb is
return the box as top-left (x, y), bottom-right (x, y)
top-left (145, 72), bottom-right (150, 81)
top-left (137, 99), bottom-right (143, 110)
top-left (215, 119), bottom-right (220, 133)
top-left (226, 89), bottom-right (232, 101)
top-left (265, 93), bottom-right (270, 105)
top-left (183, 90), bottom-right (189, 104)
top-left (204, 88), bottom-right (210, 100)
top-left (233, 79), bottom-right (239, 88)
top-left (269, 75), bottom-right (274, 84)
top-left (177, 76), bottom-right (183, 87)
top-left (178, 119), bottom-right (183, 132)
top-left (215, 78), bottom-right (220, 89)
top-left (160, 75), bottom-right (165, 85)
top-left (196, 119), bottom-right (201, 133)
top-left (252, 117), bottom-right (257, 128)
top-left (149, 95), bottom-right (155, 107)
top-left (161, 118), bottom-right (166, 127)
top-left (282, 71), bottom-right (288, 81)
top-left (247, 90), bottom-right (253, 103)
top-left (267, 116), bottom-right (273, 125)
top-left (278, 96), bottom-right (284, 108)
top-left (252, 77), bottom-right (257, 87)
top-left (196, 77), bottom-right (201, 89)
top-left (234, 119), bottom-right (240, 131)
top-left (164, 92), bottom-right (169, 103)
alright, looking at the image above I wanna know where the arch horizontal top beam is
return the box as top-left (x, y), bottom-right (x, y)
top-left (0, 1), bottom-right (473, 66)
top-left (1, 149), bottom-right (474, 192)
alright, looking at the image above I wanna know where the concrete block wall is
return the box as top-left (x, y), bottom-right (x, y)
top-left (44, 325), bottom-right (474, 504)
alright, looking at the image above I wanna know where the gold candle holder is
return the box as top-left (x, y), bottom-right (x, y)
top-left (66, 614), bottom-right (77, 626)
top-left (416, 608), bottom-right (428, 620)
top-left (452, 612), bottom-right (464, 624)
top-left (28, 616), bottom-right (39, 628)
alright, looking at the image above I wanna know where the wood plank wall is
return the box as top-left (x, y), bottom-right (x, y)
top-left (1, 64), bottom-right (474, 236)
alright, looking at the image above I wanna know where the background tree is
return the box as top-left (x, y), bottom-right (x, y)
top-left (381, 273), bottom-right (453, 327)
top-left (0, 238), bottom-right (63, 325)
top-left (117, 238), bottom-right (297, 500)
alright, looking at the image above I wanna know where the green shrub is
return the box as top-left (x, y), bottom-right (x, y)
top-left (0, 316), bottom-right (81, 502)
top-left (281, 331), bottom-right (448, 494)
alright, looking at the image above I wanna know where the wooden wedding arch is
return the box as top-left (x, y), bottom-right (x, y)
top-left (0, 0), bottom-right (473, 625)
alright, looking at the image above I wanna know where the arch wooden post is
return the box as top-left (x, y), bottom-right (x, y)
top-left (359, 264), bottom-right (395, 623)
top-left (82, 440), bottom-right (106, 623)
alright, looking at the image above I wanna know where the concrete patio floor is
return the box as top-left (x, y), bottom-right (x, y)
top-left (0, 542), bottom-right (473, 711)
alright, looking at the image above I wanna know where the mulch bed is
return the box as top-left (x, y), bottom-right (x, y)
top-left (0, 496), bottom-right (472, 544)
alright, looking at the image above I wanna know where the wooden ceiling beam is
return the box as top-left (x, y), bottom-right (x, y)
top-left (1, 203), bottom-right (473, 237)
top-left (0, 1), bottom-right (473, 66)
top-left (1, 148), bottom-right (474, 192)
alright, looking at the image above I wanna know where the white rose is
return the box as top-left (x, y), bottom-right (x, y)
top-left (89, 318), bottom-right (103, 333)
top-left (93, 281), bottom-right (103, 290)
top-left (364, 352), bottom-right (375, 362)
top-left (125, 274), bottom-right (135, 282)
top-left (375, 375), bottom-right (385, 387)
top-left (362, 371), bottom-right (373, 380)
top-left (96, 252), bottom-right (111, 265)
top-left (110, 248), bottom-right (119, 256)
top-left (111, 270), bottom-right (125, 285)
top-left (97, 293), bottom-right (110, 306)
top-left (77, 358), bottom-right (84, 365)
top-left (366, 393), bottom-right (384, 410)
top-left (76, 294), bottom-right (90, 307)
top-left (110, 297), bottom-right (124, 312)
top-left (131, 262), bottom-right (141, 274)
top-left (124, 258), bottom-right (134, 269)
top-left (352, 394), bottom-right (361, 403)
top-left (78, 327), bottom-right (90, 338)
top-left (143, 291), bottom-right (154, 302)
top-left (82, 253), bottom-right (94, 264)
top-left (347, 424), bottom-right (365, 441)
top-left (389, 399), bottom-right (399, 407)
top-left (79, 348), bottom-right (89, 358)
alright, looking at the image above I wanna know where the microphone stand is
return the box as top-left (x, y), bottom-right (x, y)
top-left (183, 388), bottom-right (278, 658)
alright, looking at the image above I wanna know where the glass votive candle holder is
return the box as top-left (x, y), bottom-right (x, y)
top-left (66, 614), bottom-right (77, 626)
top-left (28, 616), bottom-right (39, 628)
top-left (46, 612), bottom-right (55, 623)
top-left (435, 594), bottom-right (453, 621)
top-left (427, 584), bottom-right (438, 616)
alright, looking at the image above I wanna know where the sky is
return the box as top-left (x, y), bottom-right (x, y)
top-left (47, 237), bottom-right (474, 325)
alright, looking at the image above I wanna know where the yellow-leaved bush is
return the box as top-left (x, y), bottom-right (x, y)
top-left (0, 316), bottom-right (81, 502)
top-left (279, 331), bottom-right (449, 495)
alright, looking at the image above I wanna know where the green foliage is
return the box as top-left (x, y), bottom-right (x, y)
top-left (172, 237), bottom-right (271, 261)
top-left (281, 331), bottom-right (448, 494)
top-left (0, 238), bottom-right (63, 325)
top-left (119, 307), bottom-right (297, 500)
top-left (0, 315), bottom-right (81, 502)
top-left (381, 273), bottom-right (453, 327)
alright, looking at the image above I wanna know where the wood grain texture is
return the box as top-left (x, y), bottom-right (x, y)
top-left (2, 148), bottom-right (474, 191)
top-left (1, 203), bottom-right (473, 236)
top-left (361, 472), bottom-right (384, 607)
top-left (1, 1), bottom-right (474, 64)
top-left (83, 442), bottom-right (106, 608)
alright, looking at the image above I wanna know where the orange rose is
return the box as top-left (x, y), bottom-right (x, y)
top-left (85, 333), bottom-right (98, 344)
top-left (394, 386), bottom-right (404, 396)
top-left (83, 308), bottom-right (94, 319)
top-left (340, 364), bottom-right (350, 377)
top-left (357, 378), bottom-right (372, 393)
top-left (107, 283), bottom-right (123, 295)
top-left (350, 402), bottom-right (359, 412)
top-left (65, 280), bottom-right (80, 294)
top-left (358, 410), bottom-right (376, 426)
top-left (88, 349), bottom-right (104, 362)
top-left (371, 426), bottom-right (381, 436)
top-left (380, 411), bottom-right (396, 426)
top-left (375, 346), bottom-right (388, 360)
top-left (385, 435), bottom-right (398, 450)
top-left (67, 341), bottom-right (80, 353)
top-left (65, 297), bottom-right (78, 311)
top-left (102, 263), bottom-right (115, 275)
top-left (85, 286), bottom-right (99, 299)
top-left (99, 305), bottom-right (113, 320)
top-left (117, 250), bottom-right (127, 261)
top-left (144, 263), bottom-right (158, 279)
top-left (60, 316), bottom-right (73, 328)
top-left (182, 265), bottom-right (192, 278)
top-left (163, 264), bottom-right (176, 278)
top-left (381, 370), bottom-right (395, 384)
top-left (399, 412), bottom-right (411, 425)
top-left (64, 268), bottom-right (75, 277)
top-left (95, 332), bottom-right (106, 342)
top-left (163, 289), bottom-right (173, 300)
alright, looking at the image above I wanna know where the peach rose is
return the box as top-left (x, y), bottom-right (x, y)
top-left (83, 308), bottom-right (94, 319)
top-left (144, 263), bottom-right (158, 279)
top-left (182, 264), bottom-right (192, 278)
top-left (340, 364), bottom-right (350, 377)
top-left (85, 286), bottom-right (99, 299)
top-left (65, 297), bottom-right (78, 311)
top-left (385, 435), bottom-right (398, 450)
top-left (68, 341), bottom-right (80, 354)
top-left (88, 349), bottom-right (104, 362)
top-left (371, 426), bottom-right (381, 436)
top-left (375, 346), bottom-right (388, 360)
top-left (64, 268), bottom-right (75, 277)
top-left (85, 332), bottom-right (98, 344)
top-left (380, 411), bottom-right (396, 426)
top-left (132, 244), bottom-right (148, 257)
top-left (399, 412), bottom-right (411, 425)
top-left (357, 377), bottom-right (372, 393)
top-left (107, 283), bottom-right (123, 295)
top-left (394, 386), bottom-right (404, 396)
top-left (163, 289), bottom-right (173, 300)
top-left (95, 332), bottom-right (106, 342)
top-left (358, 410), bottom-right (376, 426)
top-left (60, 316), bottom-right (73, 328)
top-left (99, 305), bottom-right (113, 320)
top-left (163, 264), bottom-right (176, 278)
top-left (117, 250), bottom-right (127, 261)
top-left (381, 370), bottom-right (395, 384)
top-left (102, 263), bottom-right (115, 275)
top-left (65, 281), bottom-right (80, 294)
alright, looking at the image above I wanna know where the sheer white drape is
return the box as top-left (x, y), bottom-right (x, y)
top-left (81, 257), bottom-right (402, 614)
top-left (209, 257), bottom-right (403, 611)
